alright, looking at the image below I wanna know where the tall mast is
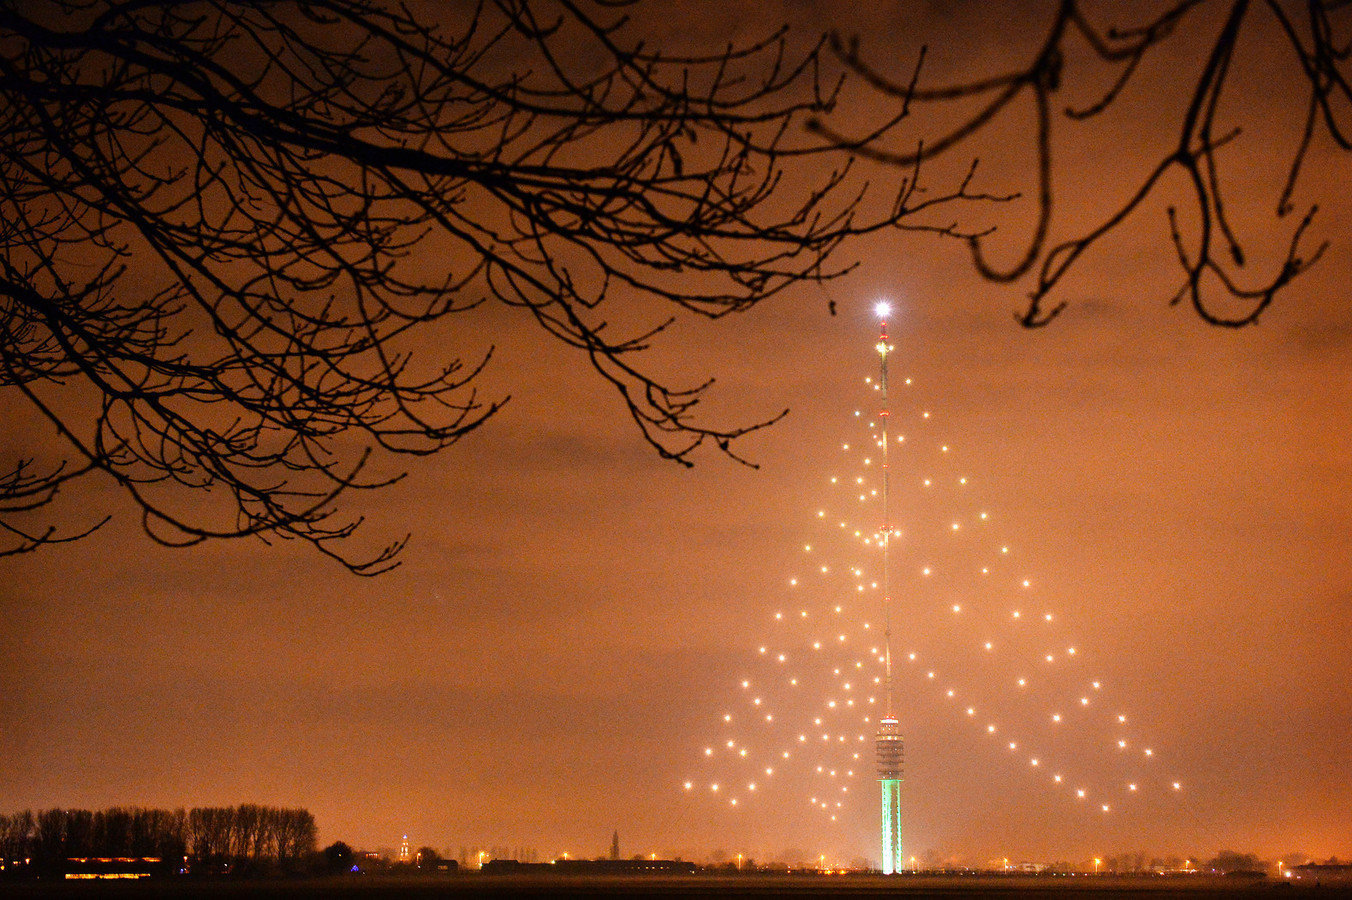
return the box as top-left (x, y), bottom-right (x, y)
top-left (873, 302), bottom-right (904, 875)
top-left (878, 308), bottom-right (894, 718)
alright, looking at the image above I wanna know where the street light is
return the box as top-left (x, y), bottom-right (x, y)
top-left (1094, 858), bottom-right (1101, 875)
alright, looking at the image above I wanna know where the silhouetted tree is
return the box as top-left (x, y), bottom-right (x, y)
top-left (0, 0), bottom-right (980, 569)
top-left (1205, 849), bottom-right (1265, 874)
top-left (813, 0), bottom-right (1346, 327)
top-left (31, 808), bottom-right (66, 874)
top-left (0, 810), bottom-right (35, 866)
top-left (323, 840), bottom-right (354, 874)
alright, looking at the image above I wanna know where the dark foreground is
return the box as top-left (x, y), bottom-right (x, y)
top-left (4, 874), bottom-right (1351, 900)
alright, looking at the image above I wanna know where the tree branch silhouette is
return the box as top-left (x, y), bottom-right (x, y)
top-left (0, 0), bottom-right (984, 570)
top-left (812, 0), bottom-right (1342, 327)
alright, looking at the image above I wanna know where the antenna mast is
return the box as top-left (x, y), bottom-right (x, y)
top-left (878, 313), bottom-right (894, 717)
top-left (873, 303), bottom-right (904, 874)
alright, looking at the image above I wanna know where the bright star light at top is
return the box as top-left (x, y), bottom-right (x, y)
top-left (874, 301), bottom-right (891, 319)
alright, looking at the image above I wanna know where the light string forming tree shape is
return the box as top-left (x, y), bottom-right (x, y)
top-left (685, 304), bottom-right (1184, 855)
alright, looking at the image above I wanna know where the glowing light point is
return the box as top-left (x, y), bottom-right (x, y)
top-left (875, 301), bottom-right (892, 319)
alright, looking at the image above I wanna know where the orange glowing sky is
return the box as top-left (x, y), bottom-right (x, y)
top-left (1, 0), bottom-right (1349, 867)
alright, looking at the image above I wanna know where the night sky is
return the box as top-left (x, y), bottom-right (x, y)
top-left (2, 1), bottom-right (1349, 869)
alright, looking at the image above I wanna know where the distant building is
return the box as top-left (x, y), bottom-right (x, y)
top-left (63, 857), bottom-right (172, 880)
top-left (1289, 863), bottom-right (1352, 884)
top-left (481, 858), bottom-right (695, 876)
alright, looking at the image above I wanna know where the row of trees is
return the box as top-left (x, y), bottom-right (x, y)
top-left (0, 804), bottom-right (316, 876)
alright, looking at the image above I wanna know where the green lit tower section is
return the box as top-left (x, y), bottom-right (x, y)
top-left (874, 304), bottom-right (905, 874)
top-left (877, 716), bottom-right (904, 873)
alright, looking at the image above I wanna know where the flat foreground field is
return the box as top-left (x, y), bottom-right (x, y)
top-left (3, 874), bottom-right (1348, 900)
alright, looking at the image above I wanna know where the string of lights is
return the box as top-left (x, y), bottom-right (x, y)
top-left (685, 304), bottom-right (1183, 853)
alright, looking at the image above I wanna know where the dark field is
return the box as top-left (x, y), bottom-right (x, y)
top-left (4, 875), bottom-right (1351, 900)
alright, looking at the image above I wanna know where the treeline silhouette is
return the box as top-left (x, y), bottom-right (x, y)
top-left (0, 804), bottom-right (316, 877)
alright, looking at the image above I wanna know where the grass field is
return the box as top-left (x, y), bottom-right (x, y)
top-left (3, 873), bottom-right (1349, 900)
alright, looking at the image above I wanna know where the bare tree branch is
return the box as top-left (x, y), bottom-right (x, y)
top-left (815, 0), bottom-right (1344, 328)
top-left (0, 0), bottom-right (984, 569)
